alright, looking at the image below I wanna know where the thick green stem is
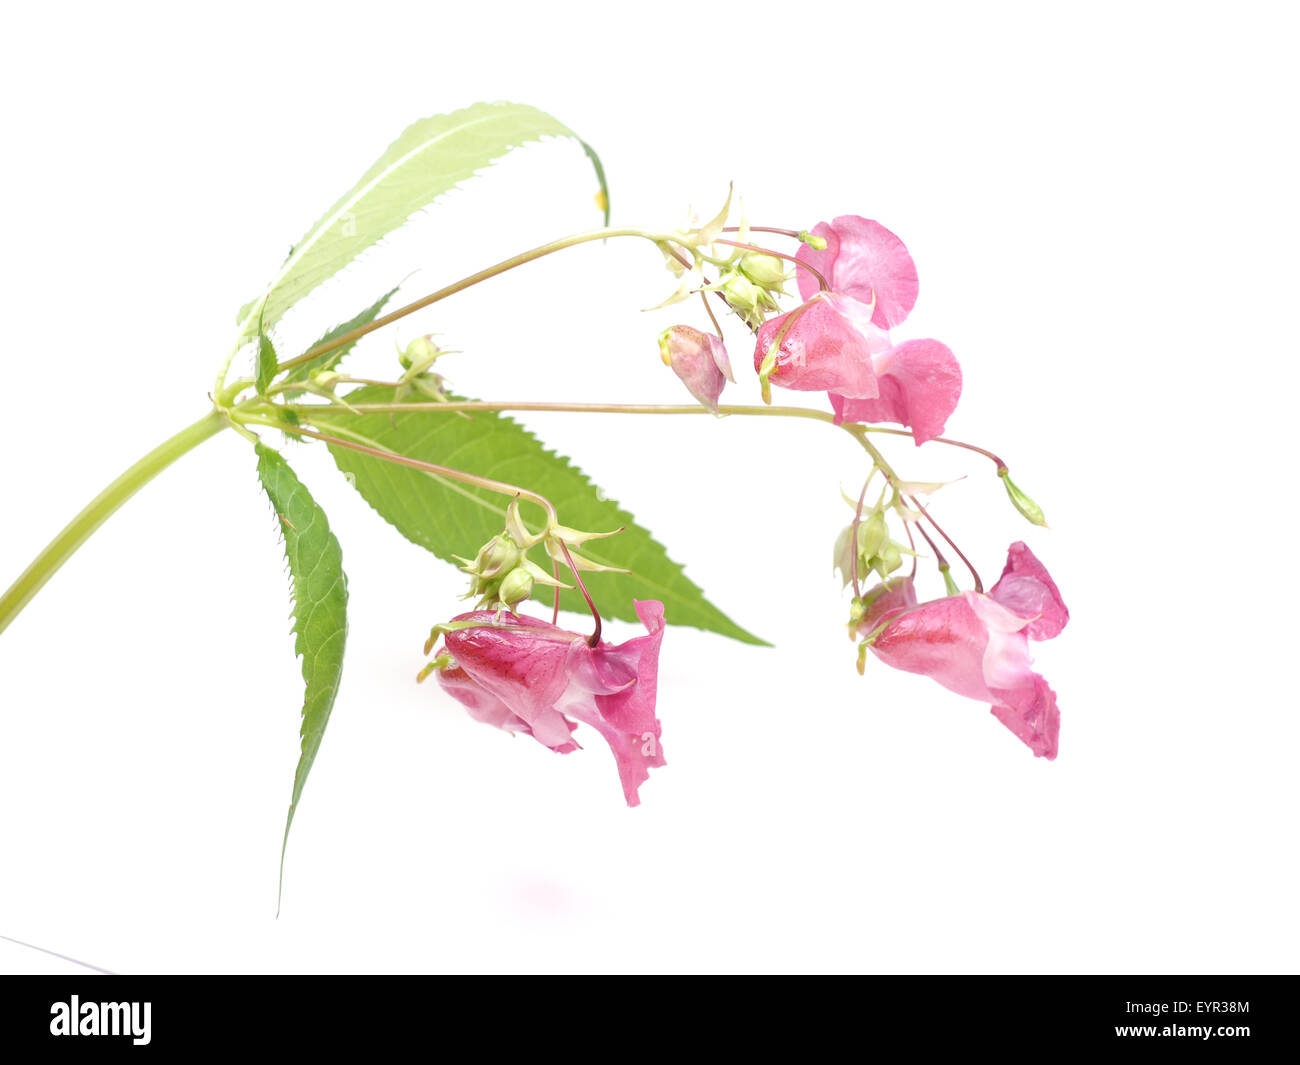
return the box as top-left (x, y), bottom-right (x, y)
top-left (0, 411), bottom-right (226, 636)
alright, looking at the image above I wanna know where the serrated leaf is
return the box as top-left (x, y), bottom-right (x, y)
top-left (314, 387), bottom-right (764, 645)
top-left (255, 443), bottom-right (349, 908)
top-left (236, 101), bottom-right (610, 339)
top-left (255, 325), bottom-right (278, 396)
top-left (283, 286), bottom-right (400, 386)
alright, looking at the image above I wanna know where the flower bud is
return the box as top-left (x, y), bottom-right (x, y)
top-left (720, 269), bottom-right (780, 329)
top-left (400, 335), bottom-right (440, 371)
top-left (473, 533), bottom-right (522, 580)
top-left (497, 566), bottom-right (534, 608)
top-left (1000, 470), bottom-right (1048, 527)
top-left (658, 326), bottom-right (733, 412)
top-left (872, 539), bottom-right (903, 579)
top-left (858, 510), bottom-right (888, 561)
top-left (739, 251), bottom-right (787, 290)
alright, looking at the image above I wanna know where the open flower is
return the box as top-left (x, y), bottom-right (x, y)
top-left (859, 543), bottom-right (1068, 758)
top-left (795, 215), bottom-right (919, 329)
top-left (432, 601), bottom-right (667, 806)
top-left (753, 291), bottom-right (882, 400)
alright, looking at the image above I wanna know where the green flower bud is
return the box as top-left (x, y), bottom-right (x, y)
top-left (497, 566), bottom-right (534, 608)
top-left (400, 335), bottom-right (440, 371)
top-left (1000, 470), bottom-right (1048, 527)
top-left (739, 250), bottom-right (787, 289)
top-left (720, 269), bottom-right (779, 329)
top-left (857, 511), bottom-right (888, 561)
top-left (872, 539), bottom-right (902, 579)
top-left (473, 533), bottom-right (522, 580)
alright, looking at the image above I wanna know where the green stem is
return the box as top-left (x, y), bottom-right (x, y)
top-left (297, 399), bottom-right (844, 425)
top-left (0, 411), bottom-right (226, 636)
top-left (271, 398), bottom-right (1009, 471)
top-left (270, 227), bottom-right (666, 379)
top-left (236, 413), bottom-right (559, 527)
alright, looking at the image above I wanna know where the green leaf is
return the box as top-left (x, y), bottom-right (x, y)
top-left (255, 322), bottom-right (278, 396)
top-left (314, 388), bottom-right (764, 644)
top-left (255, 442), bottom-right (349, 908)
top-left (282, 286), bottom-right (400, 386)
top-left (236, 101), bottom-right (610, 339)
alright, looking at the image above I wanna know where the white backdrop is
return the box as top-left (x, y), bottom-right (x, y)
top-left (0, 0), bottom-right (1295, 974)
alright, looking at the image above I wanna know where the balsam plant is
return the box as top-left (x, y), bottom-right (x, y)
top-left (0, 101), bottom-right (1067, 901)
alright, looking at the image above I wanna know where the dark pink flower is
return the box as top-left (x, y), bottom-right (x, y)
top-left (796, 216), bottom-right (919, 329)
top-left (830, 336), bottom-right (962, 446)
top-left (753, 291), bottom-right (882, 400)
top-left (659, 325), bottom-right (734, 412)
top-left (860, 543), bottom-right (1067, 759)
top-left (435, 601), bottom-right (666, 806)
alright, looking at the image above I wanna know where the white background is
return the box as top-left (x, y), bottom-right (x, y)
top-left (1, 0), bottom-right (1296, 974)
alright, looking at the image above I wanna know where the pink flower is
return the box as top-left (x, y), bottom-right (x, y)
top-left (753, 291), bottom-right (882, 400)
top-left (830, 336), bottom-right (962, 446)
top-left (860, 543), bottom-right (1068, 758)
top-left (659, 325), bottom-right (734, 412)
top-left (795, 216), bottom-right (919, 330)
top-left (434, 601), bottom-right (667, 806)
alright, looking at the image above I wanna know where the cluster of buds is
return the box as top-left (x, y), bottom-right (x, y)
top-left (395, 335), bottom-right (456, 403)
top-left (450, 498), bottom-right (626, 615)
top-left (835, 505), bottom-right (911, 592)
top-left (455, 530), bottom-right (559, 610)
top-left (713, 247), bottom-right (787, 329)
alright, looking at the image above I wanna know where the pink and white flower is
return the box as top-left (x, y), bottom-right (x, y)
top-left (434, 601), bottom-right (667, 806)
top-left (860, 543), bottom-right (1068, 758)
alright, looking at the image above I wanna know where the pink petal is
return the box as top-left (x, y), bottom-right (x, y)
top-left (443, 612), bottom-right (578, 730)
top-left (796, 216), bottom-right (919, 329)
top-left (990, 542), bottom-right (1070, 641)
top-left (990, 675), bottom-right (1060, 759)
top-left (869, 594), bottom-right (999, 703)
top-left (831, 338), bottom-right (962, 446)
top-left (867, 591), bottom-right (1061, 759)
top-left (436, 663), bottom-right (580, 754)
top-left (754, 293), bottom-right (880, 399)
top-left (859, 576), bottom-right (918, 632)
top-left (558, 700), bottom-right (666, 807)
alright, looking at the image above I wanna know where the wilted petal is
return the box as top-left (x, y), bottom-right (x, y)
top-left (796, 216), bottom-right (919, 329)
top-left (831, 338), bottom-right (962, 446)
top-left (990, 541), bottom-right (1069, 641)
